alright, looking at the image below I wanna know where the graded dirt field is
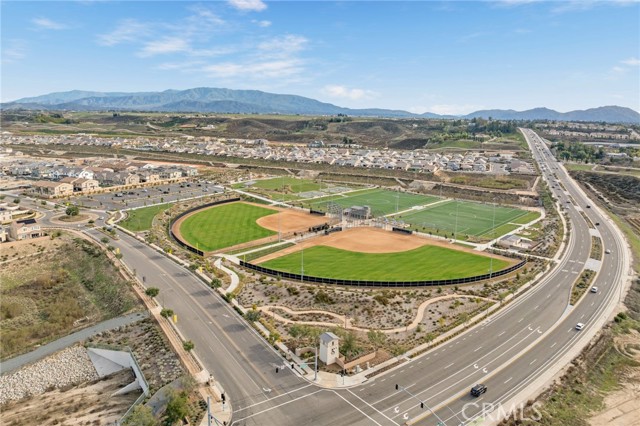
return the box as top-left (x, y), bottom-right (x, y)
top-left (256, 227), bottom-right (514, 281)
top-left (257, 208), bottom-right (330, 233)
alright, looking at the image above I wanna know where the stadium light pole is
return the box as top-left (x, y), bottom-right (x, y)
top-left (490, 199), bottom-right (496, 279)
top-left (453, 199), bottom-right (459, 241)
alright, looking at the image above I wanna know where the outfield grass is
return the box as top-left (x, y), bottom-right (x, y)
top-left (399, 200), bottom-right (529, 238)
top-left (304, 189), bottom-right (440, 217)
top-left (119, 203), bottom-right (172, 232)
top-left (179, 202), bottom-right (277, 251)
top-left (260, 245), bottom-right (510, 281)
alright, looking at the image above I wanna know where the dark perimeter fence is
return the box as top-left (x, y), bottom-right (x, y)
top-left (240, 259), bottom-right (526, 288)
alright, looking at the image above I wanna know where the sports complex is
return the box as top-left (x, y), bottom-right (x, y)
top-left (170, 185), bottom-right (536, 286)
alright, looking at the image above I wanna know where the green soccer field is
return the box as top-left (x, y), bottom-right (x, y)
top-left (259, 245), bottom-right (511, 281)
top-left (305, 189), bottom-right (440, 217)
top-left (397, 200), bottom-right (534, 239)
top-left (179, 202), bottom-right (277, 251)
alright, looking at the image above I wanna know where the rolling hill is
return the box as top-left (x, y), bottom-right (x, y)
top-left (3, 87), bottom-right (639, 123)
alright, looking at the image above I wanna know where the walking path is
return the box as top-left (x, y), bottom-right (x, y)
top-left (256, 294), bottom-right (495, 334)
top-left (1, 312), bottom-right (149, 375)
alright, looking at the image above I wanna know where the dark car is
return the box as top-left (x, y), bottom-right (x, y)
top-left (471, 384), bottom-right (487, 397)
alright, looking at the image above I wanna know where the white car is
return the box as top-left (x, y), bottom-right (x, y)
top-left (575, 323), bottom-right (585, 330)
top-left (590, 287), bottom-right (598, 293)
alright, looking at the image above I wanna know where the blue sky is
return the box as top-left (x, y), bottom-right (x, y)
top-left (2, 0), bottom-right (639, 114)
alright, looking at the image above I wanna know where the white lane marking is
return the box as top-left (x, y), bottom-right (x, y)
top-left (504, 377), bottom-right (513, 384)
top-left (474, 346), bottom-right (482, 352)
top-left (518, 318), bottom-right (524, 323)
top-left (233, 389), bottom-right (324, 423)
top-left (498, 331), bottom-right (505, 337)
top-left (333, 392), bottom-right (384, 426)
top-left (444, 363), bottom-right (454, 369)
top-left (529, 359), bottom-right (537, 366)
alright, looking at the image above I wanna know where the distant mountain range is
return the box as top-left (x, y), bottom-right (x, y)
top-left (3, 87), bottom-right (639, 123)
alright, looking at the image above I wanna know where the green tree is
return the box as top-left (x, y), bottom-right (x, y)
top-left (164, 390), bottom-right (189, 425)
top-left (340, 332), bottom-right (360, 360)
top-left (65, 205), bottom-right (79, 216)
top-left (160, 308), bottom-right (174, 318)
top-left (124, 405), bottom-right (158, 426)
top-left (183, 340), bottom-right (194, 351)
top-left (145, 287), bottom-right (160, 298)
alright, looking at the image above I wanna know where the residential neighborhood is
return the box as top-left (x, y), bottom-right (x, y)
top-left (1, 133), bottom-right (535, 176)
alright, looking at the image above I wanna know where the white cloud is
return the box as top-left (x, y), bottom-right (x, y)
top-left (32, 17), bottom-right (68, 30)
top-left (228, 0), bottom-right (267, 12)
top-left (2, 40), bottom-right (27, 64)
top-left (322, 85), bottom-right (377, 101)
top-left (252, 19), bottom-right (272, 27)
top-left (429, 104), bottom-right (486, 116)
top-left (258, 35), bottom-right (307, 55)
top-left (98, 19), bottom-right (150, 46)
top-left (204, 59), bottom-right (304, 79)
top-left (138, 37), bottom-right (191, 57)
top-left (621, 57), bottom-right (640, 66)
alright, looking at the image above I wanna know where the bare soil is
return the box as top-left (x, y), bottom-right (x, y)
top-left (256, 208), bottom-right (330, 233)
top-left (0, 369), bottom-right (140, 426)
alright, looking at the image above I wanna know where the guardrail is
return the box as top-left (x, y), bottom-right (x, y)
top-left (239, 259), bottom-right (526, 288)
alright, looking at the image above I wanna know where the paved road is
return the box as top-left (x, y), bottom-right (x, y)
top-left (1, 312), bottom-right (148, 374)
top-left (9, 128), bottom-right (627, 425)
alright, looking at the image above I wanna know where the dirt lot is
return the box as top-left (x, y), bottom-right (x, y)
top-left (1, 370), bottom-right (140, 426)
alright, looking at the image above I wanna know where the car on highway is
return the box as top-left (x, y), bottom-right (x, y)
top-left (591, 287), bottom-right (598, 293)
top-left (575, 323), bottom-right (585, 330)
top-left (470, 384), bottom-right (487, 397)
top-left (586, 205), bottom-right (591, 208)
top-left (605, 249), bottom-right (611, 254)
top-left (595, 222), bottom-right (600, 226)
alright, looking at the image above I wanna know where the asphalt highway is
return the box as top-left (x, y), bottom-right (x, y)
top-left (13, 127), bottom-right (627, 425)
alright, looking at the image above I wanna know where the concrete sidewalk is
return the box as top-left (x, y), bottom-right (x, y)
top-left (1, 312), bottom-right (148, 375)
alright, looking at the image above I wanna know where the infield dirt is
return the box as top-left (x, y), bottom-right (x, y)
top-left (254, 227), bottom-right (513, 264)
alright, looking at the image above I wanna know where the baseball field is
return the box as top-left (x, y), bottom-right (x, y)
top-left (259, 244), bottom-right (510, 281)
top-left (254, 227), bottom-right (514, 281)
top-left (176, 201), bottom-right (329, 252)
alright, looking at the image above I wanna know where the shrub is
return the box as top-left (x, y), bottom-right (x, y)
top-left (183, 340), bottom-right (195, 351)
top-left (160, 308), bottom-right (174, 318)
top-left (145, 287), bottom-right (160, 298)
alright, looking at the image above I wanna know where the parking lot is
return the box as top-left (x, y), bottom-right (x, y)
top-left (70, 181), bottom-right (224, 211)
